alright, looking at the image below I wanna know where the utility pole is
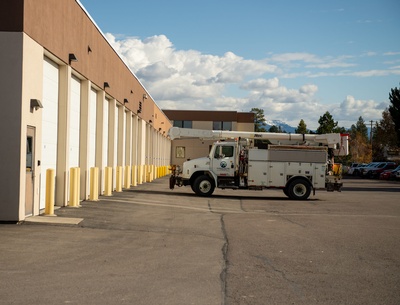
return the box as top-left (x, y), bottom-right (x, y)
top-left (370, 120), bottom-right (374, 145)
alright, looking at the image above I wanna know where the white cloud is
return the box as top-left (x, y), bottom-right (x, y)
top-left (332, 95), bottom-right (388, 125)
top-left (104, 33), bottom-right (394, 130)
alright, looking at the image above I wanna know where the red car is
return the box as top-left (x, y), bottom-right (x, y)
top-left (379, 165), bottom-right (400, 180)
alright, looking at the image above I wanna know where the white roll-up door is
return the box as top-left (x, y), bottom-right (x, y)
top-left (40, 57), bottom-right (59, 209)
top-left (113, 105), bottom-right (119, 189)
top-left (103, 98), bottom-right (109, 167)
top-left (69, 75), bottom-right (81, 168)
top-left (89, 89), bottom-right (97, 168)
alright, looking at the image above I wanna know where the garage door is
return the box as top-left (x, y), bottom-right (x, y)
top-left (69, 75), bottom-right (81, 168)
top-left (40, 57), bottom-right (59, 209)
top-left (103, 98), bottom-right (109, 167)
top-left (89, 88), bottom-right (97, 168)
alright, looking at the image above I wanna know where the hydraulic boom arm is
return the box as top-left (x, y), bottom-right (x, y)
top-left (168, 127), bottom-right (349, 156)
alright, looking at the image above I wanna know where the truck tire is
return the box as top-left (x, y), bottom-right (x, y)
top-left (193, 175), bottom-right (215, 197)
top-left (287, 179), bottom-right (311, 200)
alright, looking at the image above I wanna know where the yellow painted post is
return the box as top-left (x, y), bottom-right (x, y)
top-left (124, 165), bottom-right (131, 189)
top-left (139, 165), bottom-right (142, 184)
top-left (116, 166), bottom-right (123, 192)
top-left (146, 165), bottom-right (151, 182)
top-left (104, 166), bottom-right (112, 196)
top-left (44, 169), bottom-right (55, 216)
top-left (132, 165), bottom-right (137, 187)
top-left (69, 167), bottom-right (80, 207)
top-left (89, 167), bottom-right (99, 201)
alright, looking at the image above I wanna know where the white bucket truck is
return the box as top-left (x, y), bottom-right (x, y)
top-left (168, 127), bottom-right (349, 200)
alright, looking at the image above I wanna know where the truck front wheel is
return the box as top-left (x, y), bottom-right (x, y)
top-left (287, 179), bottom-right (311, 200)
top-left (193, 175), bottom-right (215, 197)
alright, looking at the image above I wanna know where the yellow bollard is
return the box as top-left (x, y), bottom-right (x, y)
top-left (89, 167), bottom-right (99, 201)
top-left (69, 167), bottom-right (80, 207)
top-left (146, 165), bottom-right (150, 182)
top-left (44, 169), bottom-right (56, 216)
top-left (116, 166), bottom-right (123, 192)
top-left (137, 165), bottom-right (142, 184)
top-left (131, 165), bottom-right (137, 187)
top-left (124, 165), bottom-right (131, 189)
top-left (104, 166), bottom-right (112, 196)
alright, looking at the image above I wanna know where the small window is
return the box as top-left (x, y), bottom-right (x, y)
top-left (213, 121), bottom-right (232, 131)
top-left (176, 146), bottom-right (185, 158)
top-left (26, 137), bottom-right (33, 168)
top-left (173, 120), bottom-right (192, 128)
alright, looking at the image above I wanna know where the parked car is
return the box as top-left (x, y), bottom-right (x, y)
top-left (357, 162), bottom-right (382, 177)
top-left (390, 166), bottom-right (400, 180)
top-left (379, 165), bottom-right (400, 180)
top-left (364, 162), bottom-right (397, 178)
top-left (396, 170), bottom-right (400, 181)
top-left (348, 163), bottom-right (366, 176)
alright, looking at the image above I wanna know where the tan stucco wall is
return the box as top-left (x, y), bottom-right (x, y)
top-left (193, 121), bottom-right (213, 129)
top-left (21, 34), bottom-right (45, 218)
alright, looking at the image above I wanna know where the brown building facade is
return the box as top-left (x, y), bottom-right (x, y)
top-left (163, 110), bottom-right (255, 166)
top-left (0, 0), bottom-right (172, 221)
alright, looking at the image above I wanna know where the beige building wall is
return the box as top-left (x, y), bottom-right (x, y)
top-left (0, 0), bottom-right (172, 221)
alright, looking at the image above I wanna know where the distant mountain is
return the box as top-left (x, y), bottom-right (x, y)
top-left (263, 120), bottom-right (297, 133)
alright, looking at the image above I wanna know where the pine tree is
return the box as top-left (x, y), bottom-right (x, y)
top-left (388, 84), bottom-right (400, 146)
top-left (316, 111), bottom-right (338, 134)
top-left (349, 117), bottom-right (371, 163)
top-left (295, 119), bottom-right (308, 134)
top-left (251, 108), bottom-right (267, 132)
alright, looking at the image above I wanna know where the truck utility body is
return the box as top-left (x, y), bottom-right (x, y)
top-left (168, 127), bottom-right (349, 200)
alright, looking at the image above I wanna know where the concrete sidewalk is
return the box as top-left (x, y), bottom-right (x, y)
top-left (0, 177), bottom-right (225, 305)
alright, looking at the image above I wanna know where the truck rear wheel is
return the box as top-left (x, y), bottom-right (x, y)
top-left (287, 179), bottom-right (311, 200)
top-left (193, 175), bottom-right (215, 197)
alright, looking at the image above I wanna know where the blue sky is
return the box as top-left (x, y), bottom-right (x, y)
top-left (79, 0), bottom-right (400, 129)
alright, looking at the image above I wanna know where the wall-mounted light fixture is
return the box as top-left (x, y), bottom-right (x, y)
top-left (68, 53), bottom-right (78, 64)
top-left (88, 46), bottom-right (92, 53)
top-left (124, 99), bottom-right (128, 104)
top-left (130, 90), bottom-right (133, 94)
top-left (149, 120), bottom-right (153, 123)
top-left (159, 128), bottom-right (162, 131)
top-left (143, 94), bottom-right (148, 99)
top-left (30, 99), bottom-right (43, 111)
top-left (104, 82), bottom-right (110, 89)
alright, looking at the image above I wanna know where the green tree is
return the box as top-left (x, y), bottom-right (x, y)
top-left (295, 119), bottom-right (308, 134)
top-left (350, 116), bottom-right (368, 142)
top-left (372, 109), bottom-right (398, 160)
top-left (316, 111), bottom-right (338, 134)
top-left (349, 116), bottom-right (371, 163)
top-left (251, 108), bottom-right (267, 132)
top-left (388, 84), bottom-right (400, 146)
top-left (269, 125), bottom-right (283, 133)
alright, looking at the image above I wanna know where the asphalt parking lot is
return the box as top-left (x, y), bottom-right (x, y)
top-left (1, 177), bottom-right (399, 305)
